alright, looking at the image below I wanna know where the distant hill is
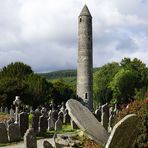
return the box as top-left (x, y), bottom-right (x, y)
top-left (39, 68), bottom-right (100, 89)
top-left (39, 68), bottom-right (100, 80)
top-left (39, 69), bottom-right (77, 79)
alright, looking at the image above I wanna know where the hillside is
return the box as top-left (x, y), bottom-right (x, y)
top-left (39, 69), bottom-right (77, 79)
top-left (39, 68), bottom-right (100, 80)
top-left (39, 68), bottom-right (100, 88)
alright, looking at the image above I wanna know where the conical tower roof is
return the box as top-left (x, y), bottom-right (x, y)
top-left (79, 5), bottom-right (92, 17)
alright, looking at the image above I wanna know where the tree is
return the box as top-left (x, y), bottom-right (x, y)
top-left (109, 69), bottom-right (137, 104)
top-left (121, 58), bottom-right (148, 88)
top-left (52, 79), bottom-right (74, 105)
top-left (25, 74), bottom-right (52, 107)
top-left (0, 77), bottom-right (27, 107)
top-left (93, 62), bottom-right (120, 104)
top-left (0, 62), bottom-right (33, 79)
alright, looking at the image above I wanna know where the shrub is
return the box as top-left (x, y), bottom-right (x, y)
top-left (115, 100), bottom-right (148, 147)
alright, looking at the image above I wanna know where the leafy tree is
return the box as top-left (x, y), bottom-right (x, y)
top-left (93, 62), bottom-right (120, 104)
top-left (109, 69), bottom-right (137, 104)
top-left (121, 58), bottom-right (148, 88)
top-left (52, 79), bottom-right (74, 105)
top-left (25, 74), bottom-right (53, 107)
top-left (0, 62), bottom-right (33, 79)
top-left (0, 77), bottom-right (27, 107)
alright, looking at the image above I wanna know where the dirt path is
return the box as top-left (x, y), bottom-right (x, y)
top-left (1, 138), bottom-right (54, 148)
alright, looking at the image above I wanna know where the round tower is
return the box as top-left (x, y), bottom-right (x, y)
top-left (77, 5), bottom-right (93, 110)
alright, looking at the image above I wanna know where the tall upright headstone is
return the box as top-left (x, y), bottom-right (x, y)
top-left (77, 5), bottom-right (93, 110)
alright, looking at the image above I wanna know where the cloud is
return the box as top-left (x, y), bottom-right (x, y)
top-left (0, 0), bottom-right (148, 72)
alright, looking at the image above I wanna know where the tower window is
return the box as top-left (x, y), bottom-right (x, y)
top-left (85, 93), bottom-right (88, 99)
top-left (79, 18), bottom-right (82, 22)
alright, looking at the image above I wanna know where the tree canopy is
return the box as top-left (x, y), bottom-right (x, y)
top-left (94, 58), bottom-right (148, 105)
top-left (0, 62), bottom-right (74, 108)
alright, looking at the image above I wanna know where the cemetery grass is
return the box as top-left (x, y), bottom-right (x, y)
top-left (47, 124), bottom-right (78, 135)
top-left (0, 140), bottom-right (23, 147)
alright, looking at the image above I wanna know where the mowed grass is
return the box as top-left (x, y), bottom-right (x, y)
top-left (48, 124), bottom-right (78, 135)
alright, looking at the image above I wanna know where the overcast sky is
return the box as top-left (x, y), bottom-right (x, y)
top-left (0, 0), bottom-right (148, 72)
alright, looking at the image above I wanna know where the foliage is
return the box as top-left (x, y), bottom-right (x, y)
top-left (25, 74), bottom-right (53, 107)
top-left (93, 62), bottom-right (120, 104)
top-left (109, 69), bottom-right (137, 104)
top-left (116, 100), bottom-right (148, 147)
top-left (0, 77), bottom-right (28, 107)
top-left (0, 62), bottom-right (33, 79)
top-left (94, 58), bottom-right (148, 106)
top-left (120, 58), bottom-right (148, 88)
top-left (49, 77), bottom-right (76, 92)
top-left (0, 62), bottom-right (75, 107)
top-left (0, 62), bottom-right (52, 107)
top-left (52, 79), bottom-right (74, 105)
top-left (135, 87), bottom-right (148, 100)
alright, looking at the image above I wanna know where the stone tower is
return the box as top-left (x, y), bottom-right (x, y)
top-left (77, 5), bottom-right (93, 110)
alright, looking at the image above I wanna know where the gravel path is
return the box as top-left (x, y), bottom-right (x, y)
top-left (0, 138), bottom-right (54, 148)
top-left (1, 132), bottom-right (80, 148)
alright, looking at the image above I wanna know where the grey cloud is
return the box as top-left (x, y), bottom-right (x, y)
top-left (0, 0), bottom-right (148, 72)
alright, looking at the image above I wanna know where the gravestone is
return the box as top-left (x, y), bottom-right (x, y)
top-left (101, 112), bottom-right (109, 131)
top-left (63, 110), bottom-right (71, 124)
top-left (60, 102), bottom-right (66, 114)
top-left (19, 112), bottom-right (29, 136)
top-left (66, 99), bottom-right (109, 146)
top-left (39, 115), bottom-right (48, 134)
top-left (109, 107), bottom-right (114, 116)
top-left (43, 140), bottom-right (53, 148)
top-left (0, 123), bottom-right (8, 143)
top-left (48, 110), bottom-right (52, 117)
top-left (51, 110), bottom-right (58, 121)
top-left (0, 106), bottom-right (3, 112)
top-left (71, 120), bottom-right (78, 129)
top-left (48, 117), bottom-right (55, 131)
top-left (8, 123), bottom-right (21, 142)
top-left (41, 107), bottom-right (47, 115)
top-left (102, 104), bottom-right (109, 119)
top-left (24, 128), bottom-right (37, 148)
top-left (105, 114), bottom-right (139, 148)
top-left (113, 104), bottom-right (118, 115)
top-left (32, 112), bottom-right (40, 133)
top-left (7, 117), bottom-right (15, 126)
top-left (58, 111), bottom-right (64, 123)
top-left (4, 107), bottom-right (8, 114)
top-left (108, 115), bottom-right (114, 133)
top-left (95, 108), bottom-right (101, 122)
top-left (10, 107), bottom-right (15, 117)
top-left (55, 117), bottom-right (62, 131)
